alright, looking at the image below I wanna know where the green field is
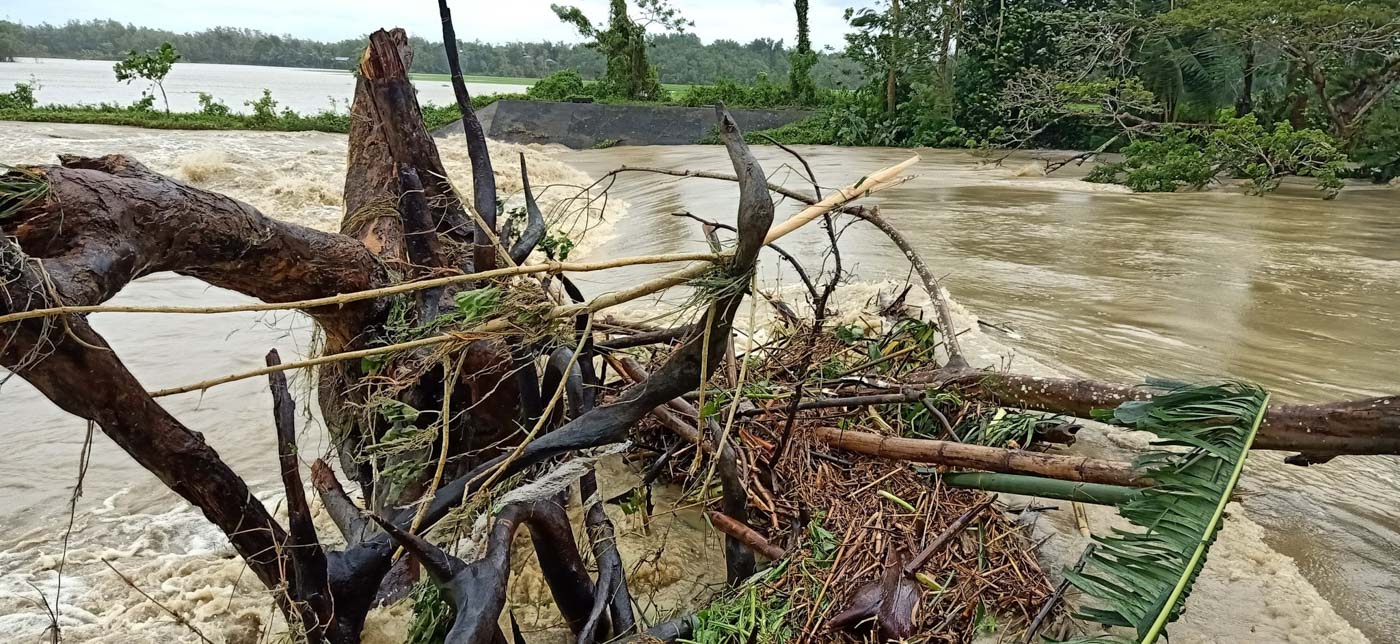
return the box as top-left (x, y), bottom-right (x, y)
top-left (410, 72), bottom-right (538, 86)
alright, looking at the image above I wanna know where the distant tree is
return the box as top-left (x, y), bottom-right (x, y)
top-left (551, 0), bottom-right (692, 100)
top-left (3, 18), bottom-right (850, 87)
top-left (844, 0), bottom-right (948, 113)
top-left (788, 0), bottom-right (818, 103)
top-left (1162, 0), bottom-right (1400, 144)
top-left (113, 42), bottom-right (181, 112)
top-left (0, 21), bottom-right (19, 62)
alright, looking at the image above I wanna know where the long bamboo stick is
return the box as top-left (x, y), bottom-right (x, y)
top-left (813, 426), bottom-right (1147, 487)
top-left (939, 472), bottom-right (1140, 506)
top-left (0, 252), bottom-right (725, 325)
top-left (146, 156), bottom-right (920, 398)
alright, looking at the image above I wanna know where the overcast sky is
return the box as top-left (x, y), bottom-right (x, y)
top-left (4, 0), bottom-right (865, 49)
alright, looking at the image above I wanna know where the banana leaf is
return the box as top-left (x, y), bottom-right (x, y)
top-left (1059, 382), bottom-right (1270, 643)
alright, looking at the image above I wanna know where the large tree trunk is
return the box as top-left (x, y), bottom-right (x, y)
top-left (1236, 40), bottom-right (1255, 117)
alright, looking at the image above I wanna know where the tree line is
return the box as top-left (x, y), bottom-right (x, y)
top-left (772, 0), bottom-right (1398, 185)
top-left (0, 18), bottom-right (855, 87)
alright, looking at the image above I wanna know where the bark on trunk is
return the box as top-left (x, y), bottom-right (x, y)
top-left (929, 370), bottom-right (1400, 462)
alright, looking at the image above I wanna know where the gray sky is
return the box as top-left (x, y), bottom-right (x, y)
top-left (4, 0), bottom-right (863, 49)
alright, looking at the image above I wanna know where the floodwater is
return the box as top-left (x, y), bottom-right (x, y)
top-left (564, 145), bottom-right (1400, 643)
top-left (0, 57), bottom-right (525, 113)
top-left (0, 120), bottom-right (1397, 642)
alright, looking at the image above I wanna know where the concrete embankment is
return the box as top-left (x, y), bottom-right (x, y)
top-left (432, 99), bottom-right (811, 148)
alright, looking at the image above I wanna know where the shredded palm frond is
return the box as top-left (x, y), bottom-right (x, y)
top-left (1062, 381), bottom-right (1270, 643)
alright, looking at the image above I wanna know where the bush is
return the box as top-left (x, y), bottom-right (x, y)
top-left (197, 91), bottom-right (231, 117)
top-left (526, 70), bottom-right (588, 101)
top-left (1086, 113), bottom-right (1347, 198)
top-left (1085, 128), bottom-right (1215, 192)
top-left (746, 85), bottom-right (963, 147)
top-left (0, 80), bottom-right (36, 110)
top-left (1210, 113), bottom-right (1345, 196)
top-left (245, 89), bottom-right (279, 124)
top-left (129, 93), bottom-right (156, 112)
top-left (674, 74), bottom-right (801, 108)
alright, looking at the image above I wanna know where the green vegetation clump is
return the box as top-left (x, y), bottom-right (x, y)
top-left (405, 582), bottom-right (454, 644)
top-left (525, 69), bottom-right (589, 101)
top-left (0, 79), bottom-right (37, 110)
top-left (1087, 113), bottom-right (1347, 197)
top-left (675, 75), bottom-right (798, 109)
top-left (1084, 129), bottom-right (1217, 193)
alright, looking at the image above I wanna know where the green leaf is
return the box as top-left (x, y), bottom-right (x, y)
top-left (1059, 382), bottom-right (1270, 644)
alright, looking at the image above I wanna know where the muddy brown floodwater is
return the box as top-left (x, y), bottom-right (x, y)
top-left (0, 122), bottom-right (1397, 642)
top-left (563, 144), bottom-right (1400, 644)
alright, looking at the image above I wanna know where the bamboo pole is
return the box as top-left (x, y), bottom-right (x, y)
top-left (0, 252), bottom-right (725, 325)
top-left (813, 426), bottom-right (1147, 487)
top-left (147, 156), bottom-right (919, 398)
top-left (940, 472), bottom-right (1139, 506)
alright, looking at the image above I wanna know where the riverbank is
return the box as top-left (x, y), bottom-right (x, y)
top-left (433, 99), bottom-right (812, 148)
top-left (0, 100), bottom-right (477, 134)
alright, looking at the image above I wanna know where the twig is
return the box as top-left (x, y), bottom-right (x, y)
top-left (849, 207), bottom-right (967, 369)
top-left (1021, 544), bottom-right (1097, 643)
top-left (904, 498), bottom-right (995, 573)
top-left (736, 391), bottom-right (925, 417)
top-left (52, 419), bottom-right (95, 634)
top-left (0, 252), bottom-right (723, 326)
top-left (407, 352), bottom-right (466, 538)
top-left (671, 211), bottom-right (818, 301)
top-left (707, 510), bottom-right (785, 560)
top-left (100, 559), bottom-right (214, 644)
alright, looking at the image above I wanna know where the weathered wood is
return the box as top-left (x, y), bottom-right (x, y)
top-left (0, 284), bottom-right (289, 590)
top-left (579, 469), bottom-right (631, 642)
top-left (813, 426), bottom-right (1147, 487)
top-left (929, 370), bottom-right (1400, 462)
top-left (438, 0), bottom-right (499, 271)
top-left (3, 156), bottom-right (385, 342)
top-left (372, 497), bottom-right (595, 642)
top-left (707, 511), bottom-right (786, 560)
top-left (310, 459), bottom-right (372, 546)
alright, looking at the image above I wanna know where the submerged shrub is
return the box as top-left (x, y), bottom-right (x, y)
top-left (0, 80), bottom-right (36, 110)
top-left (1085, 128), bottom-right (1215, 193)
top-left (197, 91), bottom-right (231, 117)
top-left (1086, 112), bottom-right (1347, 198)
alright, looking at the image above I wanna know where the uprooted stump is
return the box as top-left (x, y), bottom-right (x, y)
top-left (0, 18), bottom-right (901, 642)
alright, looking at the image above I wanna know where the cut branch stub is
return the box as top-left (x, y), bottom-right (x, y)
top-left (509, 152), bottom-right (547, 265)
top-left (348, 28), bottom-right (472, 264)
